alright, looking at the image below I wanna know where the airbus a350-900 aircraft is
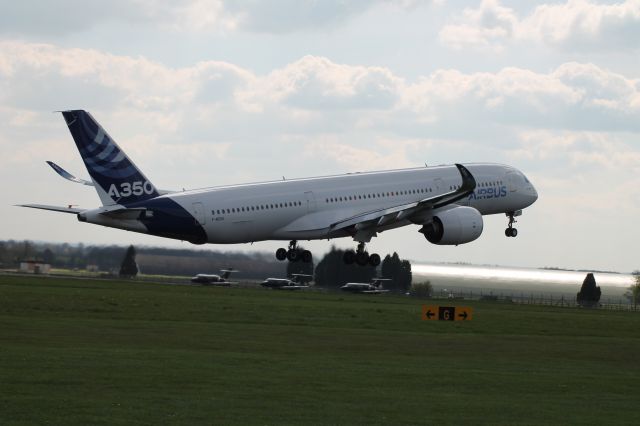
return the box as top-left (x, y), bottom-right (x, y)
top-left (20, 110), bottom-right (538, 266)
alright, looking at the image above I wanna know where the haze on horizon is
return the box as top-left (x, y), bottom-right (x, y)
top-left (1, 0), bottom-right (638, 272)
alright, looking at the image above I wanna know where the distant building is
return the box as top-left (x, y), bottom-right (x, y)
top-left (86, 264), bottom-right (100, 272)
top-left (19, 260), bottom-right (51, 275)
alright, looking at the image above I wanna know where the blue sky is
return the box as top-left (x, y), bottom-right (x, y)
top-left (1, 0), bottom-right (639, 272)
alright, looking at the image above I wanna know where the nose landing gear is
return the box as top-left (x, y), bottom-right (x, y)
top-left (505, 212), bottom-right (518, 237)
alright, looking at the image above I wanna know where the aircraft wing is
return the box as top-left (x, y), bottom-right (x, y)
top-left (329, 163), bottom-right (476, 233)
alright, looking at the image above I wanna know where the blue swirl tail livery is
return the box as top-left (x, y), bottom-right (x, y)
top-left (61, 110), bottom-right (159, 206)
top-left (18, 109), bottom-right (538, 252)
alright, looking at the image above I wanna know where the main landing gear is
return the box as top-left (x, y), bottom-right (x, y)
top-left (275, 240), bottom-right (313, 263)
top-left (343, 242), bottom-right (381, 267)
top-left (505, 212), bottom-right (518, 238)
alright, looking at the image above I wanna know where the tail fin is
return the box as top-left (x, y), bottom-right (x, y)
top-left (61, 110), bottom-right (159, 206)
top-left (221, 269), bottom-right (235, 279)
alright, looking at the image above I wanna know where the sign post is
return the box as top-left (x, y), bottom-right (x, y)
top-left (422, 305), bottom-right (473, 321)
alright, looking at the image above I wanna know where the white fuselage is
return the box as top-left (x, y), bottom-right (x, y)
top-left (169, 163), bottom-right (536, 243)
top-left (78, 163), bottom-right (537, 245)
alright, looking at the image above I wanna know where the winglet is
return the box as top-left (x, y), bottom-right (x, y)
top-left (431, 164), bottom-right (477, 209)
top-left (455, 163), bottom-right (477, 193)
top-left (46, 161), bottom-right (94, 186)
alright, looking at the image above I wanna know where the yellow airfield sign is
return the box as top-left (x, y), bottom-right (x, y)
top-left (422, 305), bottom-right (473, 321)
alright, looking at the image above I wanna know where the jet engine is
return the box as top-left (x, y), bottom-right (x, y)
top-left (420, 206), bottom-right (483, 245)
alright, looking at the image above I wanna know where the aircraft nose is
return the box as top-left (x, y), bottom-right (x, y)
top-left (527, 185), bottom-right (538, 205)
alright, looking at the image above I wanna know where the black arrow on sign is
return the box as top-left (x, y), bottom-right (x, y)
top-left (458, 311), bottom-right (468, 320)
top-left (426, 310), bottom-right (435, 319)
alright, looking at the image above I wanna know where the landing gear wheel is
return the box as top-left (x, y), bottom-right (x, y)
top-left (369, 253), bottom-right (381, 267)
top-left (505, 212), bottom-right (518, 238)
top-left (301, 250), bottom-right (312, 263)
top-left (343, 250), bottom-right (356, 265)
top-left (356, 251), bottom-right (370, 266)
top-left (287, 249), bottom-right (300, 262)
top-left (276, 248), bottom-right (287, 261)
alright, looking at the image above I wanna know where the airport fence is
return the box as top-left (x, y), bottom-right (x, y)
top-left (434, 290), bottom-right (639, 312)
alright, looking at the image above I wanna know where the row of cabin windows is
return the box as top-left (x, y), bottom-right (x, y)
top-left (214, 178), bottom-right (507, 215)
top-left (480, 180), bottom-right (503, 187)
top-left (214, 201), bottom-right (302, 215)
top-left (324, 187), bottom-right (434, 204)
top-left (449, 180), bottom-right (504, 191)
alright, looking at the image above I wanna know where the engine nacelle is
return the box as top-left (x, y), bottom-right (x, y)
top-left (420, 206), bottom-right (483, 245)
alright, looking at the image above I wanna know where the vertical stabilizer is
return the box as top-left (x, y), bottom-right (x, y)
top-left (61, 110), bottom-right (159, 206)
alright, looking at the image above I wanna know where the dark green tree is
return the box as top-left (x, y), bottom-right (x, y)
top-left (626, 275), bottom-right (640, 309)
top-left (314, 246), bottom-right (376, 289)
top-left (286, 246), bottom-right (314, 279)
top-left (42, 248), bottom-right (55, 265)
top-left (409, 281), bottom-right (433, 298)
top-left (576, 273), bottom-right (601, 307)
top-left (381, 252), bottom-right (412, 293)
top-left (21, 240), bottom-right (34, 260)
top-left (119, 245), bottom-right (139, 278)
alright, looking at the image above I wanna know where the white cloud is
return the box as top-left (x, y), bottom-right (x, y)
top-left (0, 0), bottom-right (424, 37)
top-left (2, 41), bottom-right (640, 177)
top-left (401, 62), bottom-right (640, 134)
top-left (242, 55), bottom-right (402, 111)
top-left (522, 0), bottom-right (640, 48)
top-left (440, 0), bottom-right (640, 51)
top-left (0, 0), bottom-right (236, 36)
top-left (301, 137), bottom-right (433, 171)
top-left (439, 0), bottom-right (517, 51)
top-left (1, 41), bottom-right (639, 164)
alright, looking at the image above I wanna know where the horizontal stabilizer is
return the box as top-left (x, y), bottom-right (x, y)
top-left (17, 204), bottom-right (84, 214)
top-left (46, 161), bottom-right (94, 186)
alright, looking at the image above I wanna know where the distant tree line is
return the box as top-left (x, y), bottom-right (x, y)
top-left (0, 240), bottom-right (286, 279)
top-left (313, 247), bottom-right (412, 292)
top-left (0, 240), bottom-right (415, 287)
top-left (314, 247), bottom-right (377, 288)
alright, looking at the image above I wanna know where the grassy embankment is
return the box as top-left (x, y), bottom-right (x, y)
top-left (1, 275), bottom-right (639, 425)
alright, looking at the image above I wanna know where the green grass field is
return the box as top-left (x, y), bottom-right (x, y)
top-left (1, 275), bottom-right (639, 425)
